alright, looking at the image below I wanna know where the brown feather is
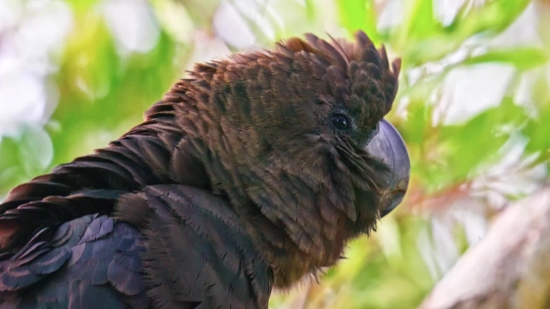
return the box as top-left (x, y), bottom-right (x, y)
top-left (0, 31), bottom-right (401, 292)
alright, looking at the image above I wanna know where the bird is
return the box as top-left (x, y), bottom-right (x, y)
top-left (0, 30), bottom-right (409, 308)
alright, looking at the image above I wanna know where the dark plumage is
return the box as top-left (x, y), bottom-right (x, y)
top-left (0, 31), bottom-right (407, 308)
top-left (0, 215), bottom-right (148, 308)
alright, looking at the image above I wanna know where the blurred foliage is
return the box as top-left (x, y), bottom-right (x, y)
top-left (1, 0), bottom-right (550, 308)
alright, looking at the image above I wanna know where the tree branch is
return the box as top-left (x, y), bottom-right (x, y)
top-left (421, 188), bottom-right (550, 309)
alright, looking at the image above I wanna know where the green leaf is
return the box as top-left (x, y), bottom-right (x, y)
top-left (50, 11), bottom-right (178, 166)
top-left (0, 126), bottom-right (53, 196)
top-left (338, 0), bottom-right (381, 44)
top-left (391, 0), bottom-right (531, 66)
top-left (393, 0), bottom-right (442, 48)
top-left (437, 97), bottom-right (529, 185)
top-left (462, 48), bottom-right (548, 71)
top-left (451, 0), bottom-right (531, 35)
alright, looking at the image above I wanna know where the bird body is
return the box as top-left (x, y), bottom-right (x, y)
top-left (0, 31), bottom-right (407, 308)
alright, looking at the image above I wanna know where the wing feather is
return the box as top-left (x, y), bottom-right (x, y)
top-left (0, 215), bottom-right (148, 309)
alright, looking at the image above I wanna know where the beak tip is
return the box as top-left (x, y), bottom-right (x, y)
top-left (366, 119), bottom-right (410, 217)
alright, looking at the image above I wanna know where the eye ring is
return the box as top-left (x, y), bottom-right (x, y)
top-left (330, 113), bottom-right (351, 131)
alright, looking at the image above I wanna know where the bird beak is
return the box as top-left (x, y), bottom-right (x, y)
top-left (365, 119), bottom-right (410, 217)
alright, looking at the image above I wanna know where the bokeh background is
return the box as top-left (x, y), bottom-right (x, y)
top-left (1, 0), bottom-right (549, 308)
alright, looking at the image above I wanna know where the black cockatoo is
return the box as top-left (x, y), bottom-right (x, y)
top-left (0, 31), bottom-right (409, 308)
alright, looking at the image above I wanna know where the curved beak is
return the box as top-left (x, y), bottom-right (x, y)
top-left (365, 119), bottom-right (410, 217)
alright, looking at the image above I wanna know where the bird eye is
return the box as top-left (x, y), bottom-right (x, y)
top-left (331, 113), bottom-right (351, 131)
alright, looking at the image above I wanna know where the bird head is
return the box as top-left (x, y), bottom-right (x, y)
top-left (159, 30), bottom-right (409, 282)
